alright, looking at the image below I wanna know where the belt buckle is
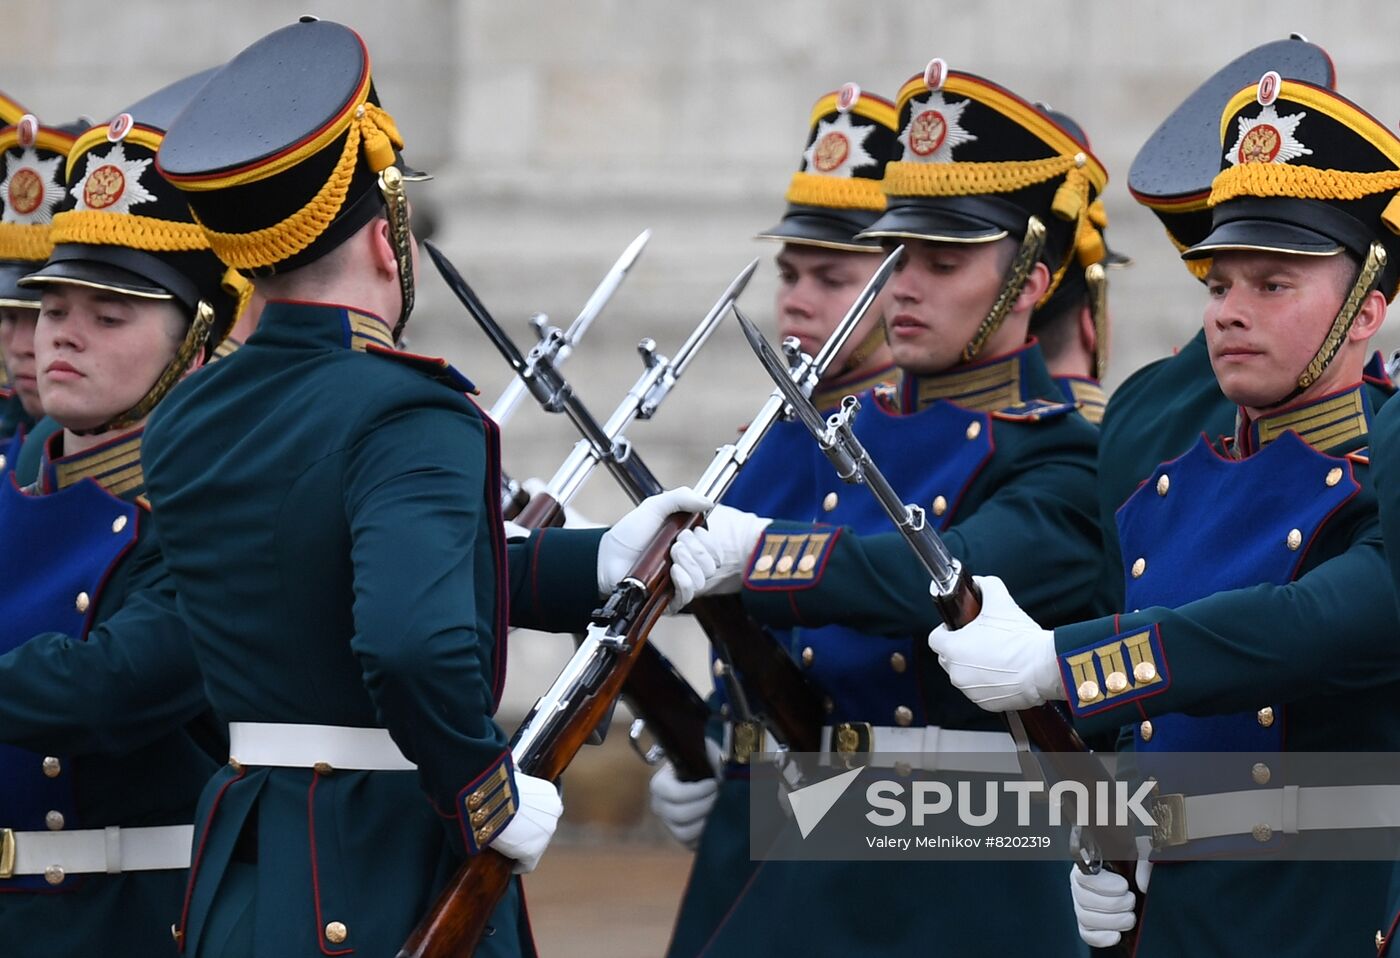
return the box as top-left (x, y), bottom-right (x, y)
top-left (1150, 793), bottom-right (1187, 849)
top-left (831, 722), bottom-right (873, 767)
top-left (0, 828), bottom-right (13, 879)
top-left (730, 721), bottom-right (762, 766)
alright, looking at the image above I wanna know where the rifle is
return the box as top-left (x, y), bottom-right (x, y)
top-left (397, 254), bottom-right (896, 958)
top-left (734, 308), bottom-right (1142, 956)
top-left (438, 230), bottom-right (651, 516)
top-left (503, 244), bottom-right (902, 760)
top-left (509, 267), bottom-right (749, 781)
top-left (426, 241), bottom-right (733, 782)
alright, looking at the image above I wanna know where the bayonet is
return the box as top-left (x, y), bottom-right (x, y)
top-left (487, 229), bottom-right (651, 426)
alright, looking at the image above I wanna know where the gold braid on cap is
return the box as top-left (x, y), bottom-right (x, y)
top-left (194, 103), bottom-right (405, 271)
top-left (1211, 163), bottom-right (1400, 207)
top-left (51, 211), bottom-right (208, 251)
top-left (962, 216), bottom-right (1047, 362)
top-left (73, 299), bottom-right (215, 435)
top-left (884, 150), bottom-right (1103, 310)
top-left (0, 223), bottom-right (55, 262)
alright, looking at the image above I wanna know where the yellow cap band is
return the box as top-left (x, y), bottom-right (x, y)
top-left (1210, 161), bottom-right (1400, 207)
top-left (51, 209), bottom-right (210, 252)
top-left (785, 171), bottom-right (886, 211)
top-left (193, 102), bottom-right (404, 270)
top-left (883, 154), bottom-right (1087, 199)
top-left (0, 222), bottom-right (54, 262)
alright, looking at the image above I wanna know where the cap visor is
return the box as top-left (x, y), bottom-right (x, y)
top-left (859, 204), bottom-right (1008, 244)
top-left (0, 262), bottom-right (40, 306)
top-left (20, 260), bottom-right (174, 299)
top-left (1182, 219), bottom-right (1344, 259)
top-left (756, 212), bottom-right (883, 253)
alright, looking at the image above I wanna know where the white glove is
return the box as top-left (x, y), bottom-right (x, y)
top-left (598, 486), bottom-right (714, 596)
top-left (648, 740), bottom-right (726, 849)
top-left (926, 574), bottom-right (1063, 711)
top-left (503, 519), bottom-right (531, 540)
top-left (1068, 846), bottom-right (1151, 949)
top-left (489, 772), bottom-right (563, 874)
top-left (668, 505), bottom-right (773, 607)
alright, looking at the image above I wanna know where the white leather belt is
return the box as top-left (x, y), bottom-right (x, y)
top-left (1152, 785), bottom-right (1400, 848)
top-left (229, 722), bottom-right (416, 771)
top-left (818, 723), bottom-right (1022, 774)
top-left (0, 825), bottom-right (193, 878)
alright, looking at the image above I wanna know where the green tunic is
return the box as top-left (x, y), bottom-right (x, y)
top-left (143, 301), bottom-right (606, 958)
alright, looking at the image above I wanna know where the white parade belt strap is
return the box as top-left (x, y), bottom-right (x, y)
top-left (817, 723), bottom-right (1022, 774)
top-left (1152, 784), bottom-right (1400, 848)
top-left (0, 824), bottom-right (194, 877)
top-left (229, 722), bottom-right (416, 771)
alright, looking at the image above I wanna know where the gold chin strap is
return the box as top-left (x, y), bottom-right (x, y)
top-left (74, 299), bottom-right (215, 436)
top-left (962, 217), bottom-right (1047, 363)
top-left (1262, 241), bottom-right (1387, 410)
top-left (1085, 262), bottom-right (1108, 381)
top-left (378, 165), bottom-right (415, 343)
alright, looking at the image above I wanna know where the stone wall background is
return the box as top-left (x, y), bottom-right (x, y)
top-left (12, 2), bottom-right (1400, 719)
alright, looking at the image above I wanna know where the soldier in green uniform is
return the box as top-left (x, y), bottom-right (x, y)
top-left (143, 19), bottom-right (709, 958)
top-left (1092, 38), bottom-right (1337, 616)
top-left (928, 73), bottom-right (1400, 954)
top-left (0, 71), bottom-right (239, 956)
top-left (652, 82), bottom-right (899, 958)
top-left (671, 60), bottom-right (1104, 957)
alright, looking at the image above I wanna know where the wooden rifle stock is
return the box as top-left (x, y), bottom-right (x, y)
top-left (399, 512), bottom-right (702, 957)
top-left (515, 489), bottom-right (713, 781)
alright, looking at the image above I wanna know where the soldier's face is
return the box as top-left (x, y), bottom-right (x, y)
top-left (0, 307), bottom-right (41, 417)
top-left (884, 238), bottom-right (1020, 374)
top-left (1203, 250), bottom-right (1359, 410)
top-left (774, 245), bottom-right (889, 375)
top-left (36, 285), bottom-right (185, 432)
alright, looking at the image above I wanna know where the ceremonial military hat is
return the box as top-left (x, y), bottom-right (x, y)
top-left (156, 18), bottom-right (419, 335)
top-left (1128, 36), bottom-right (1335, 278)
top-left (0, 112), bottom-right (80, 308)
top-left (1030, 107), bottom-right (1128, 380)
top-left (1183, 76), bottom-right (1400, 279)
top-left (756, 83), bottom-right (899, 252)
top-left (20, 68), bottom-right (241, 431)
top-left (860, 59), bottom-right (1108, 360)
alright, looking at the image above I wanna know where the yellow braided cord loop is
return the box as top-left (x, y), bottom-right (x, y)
top-left (0, 222), bottom-right (54, 261)
top-left (785, 171), bottom-right (886, 211)
top-left (197, 104), bottom-right (405, 270)
top-left (882, 155), bottom-right (1076, 199)
top-left (221, 266), bottom-right (253, 336)
top-left (1164, 229), bottom-right (1212, 281)
top-left (1210, 163), bottom-right (1400, 206)
top-left (1088, 199), bottom-right (1108, 229)
top-left (51, 210), bottom-right (209, 252)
